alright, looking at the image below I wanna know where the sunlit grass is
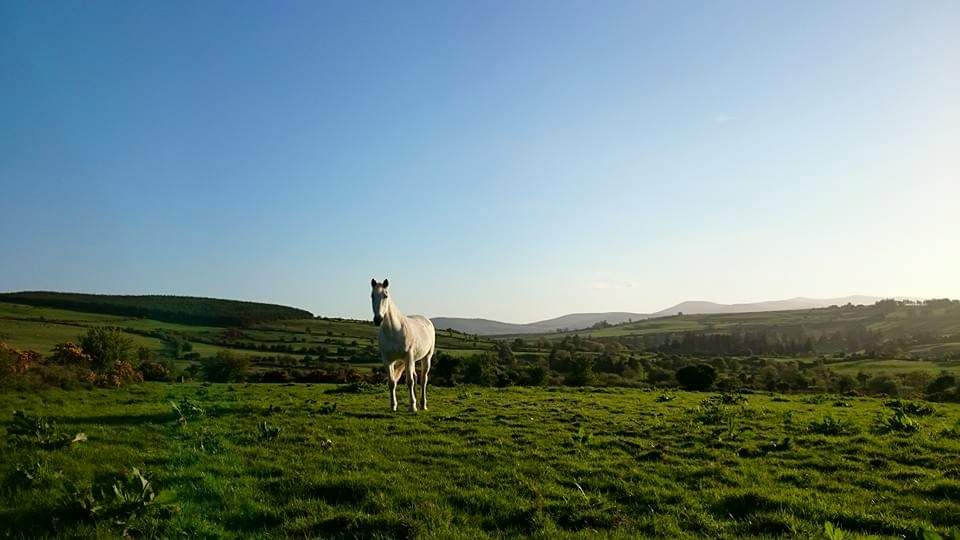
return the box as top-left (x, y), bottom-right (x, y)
top-left (2, 384), bottom-right (959, 538)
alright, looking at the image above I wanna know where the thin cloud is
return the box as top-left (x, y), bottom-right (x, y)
top-left (713, 113), bottom-right (735, 124)
top-left (591, 281), bottom-right (638, 290)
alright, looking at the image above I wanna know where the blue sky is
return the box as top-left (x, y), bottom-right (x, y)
top-left (1, 1), bottom-right (958, 322)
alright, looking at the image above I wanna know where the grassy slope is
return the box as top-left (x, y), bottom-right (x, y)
top-left (2, 384), bottom-right (959, 538)
top-left (0, 291), bottom-right (313, 326)
top-left (829, 358), bottom-right (960, 375)
top-left (536, 304), bottom-right (960, 339)
top-left (515, 303), bottom-right (960, 357)
top-left (0, 302), bottom-right (493, 367)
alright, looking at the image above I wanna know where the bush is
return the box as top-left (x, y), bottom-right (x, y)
top-left (91, 360), bottom-right (143, 388)
top-left (927, 373), bottom-right (956, 395)
top-left (2, 343), bottom-right (94, 390)
top-left (866, 375), bottom-right (901, 397)
top-left (7, 410), bottom-right (86, 449)
top-left (676, 364), bottom-right (717, 391)
top-left (875, 410), bottom-right (921, 434)
top-left (50, 342), bottom-right (92, 367)
top-left (139, 360), bottom-right (173, 382)
top-left (200, 351), bottom-right (250, 382)
top-left (565, 355), bottom-right (595, 386)
top-left (171, 398), bottom-right (205, 424)
top-left (1, 342), bottom-right (41, 378)
top-left (884, 399), bottom-right (935, 416)
top-left (64, 467), bottom-right (155, 524)
top-left (79, 327), bottom-right (133, 371)
top-left (809, 415), bottom-right (858, 436)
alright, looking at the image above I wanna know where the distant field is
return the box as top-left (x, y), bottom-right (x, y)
top-left (829, 358), bottom-right (960, 376)
top-left (2, 384), bottom-right (959, 537)
top-left (0, 291), bottom-right (313, 326)
top-left (514, 301), bottom-right (960, 360)
top-left (0, 302), bottom-right (492, 371)
top-left (537, 306), bottom-right (960, 341)
top-left (0, 318), bottom-right (167, 353)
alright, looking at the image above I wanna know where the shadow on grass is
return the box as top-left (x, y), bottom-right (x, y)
top-left (53, 404), bottom-right (264, 426)
top-left (341, 411), bottom-right (394, 420)
top-left (301, 515), bottom-right (415, 540)
top-left (263, 477), bottom-right (375, 507)
top-left (52, 412), bottom-right (175, 426)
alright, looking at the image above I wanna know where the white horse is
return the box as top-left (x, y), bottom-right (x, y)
top-left (370, 278), bottom-right (436, 412)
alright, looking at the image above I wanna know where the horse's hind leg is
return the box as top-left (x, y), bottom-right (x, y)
top-left (419, 348), bottom-right (434, 411)
top-left (405, 355), bottom-right (418, 412)
top-left (388, 360), bottom-right (405, 412)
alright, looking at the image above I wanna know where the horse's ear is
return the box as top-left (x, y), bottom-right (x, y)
top-left (371, 278), bottom-right (377, 288)
top-left (382, 278), bottom-right (389, 288)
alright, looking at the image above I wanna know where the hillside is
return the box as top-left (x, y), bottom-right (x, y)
top-left (518, 299), bottom-right (960, 359)
top-left (434, 295), bottom-right (883, 335)
top-left (650, 295), bottom-right (883, 317)
top-left (432, 312), bottom-right (645, 335)
top-left (0, 301), bottom-right (494, 376)
top-left (0, 291), bottom-right (313, 327)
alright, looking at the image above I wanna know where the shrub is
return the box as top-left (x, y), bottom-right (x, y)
top-left (823, 522), bottom-right (847, 540)
top-left (50, 342), bottom-right (92, 367)
top-left (200, 351), bottom-right (250, 382)
top-left (139, 360), bottom-right (172, 382)
top-left (64, 468), bottom-right (155, 524)
top-left (136, 346), bottom-right (157, 363)
top-left (91, 360), bottom-right (143, 388)
top-left (875, 410), bottom-right (921, 434)
top-left (926, 373), bottom-right (956, 395)
top-left (697, 401), bottom-right (732, 425)
top-left (809, 415), bottom-right (858, 436)
top-left (1, 342), bottom-right (43, 378)
top-left (676, 364), bottom-right (717, 391)
top-left (866, 375), bottom-right (901, 397)
top-left (4, 338), bottom-right (144, 390)
top-left (7, 410), bottom-right (86, 449)
top-left (565, 355), bottom-right (595, 386)
top-left (78, 327), bottom-right (134, 371)
top-left (171, 398), bottom-right (205, 424)
top-left (884, 399), bottom-right (935, 416)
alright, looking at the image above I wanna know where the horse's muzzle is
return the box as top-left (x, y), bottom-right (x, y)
top-left (373, 315), bottom-right (383, 326)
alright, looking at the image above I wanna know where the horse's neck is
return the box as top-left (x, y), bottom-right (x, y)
top-left (382, 299), bottom-right (405, 336)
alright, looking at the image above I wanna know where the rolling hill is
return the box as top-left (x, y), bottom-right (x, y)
top-left (433, 295), bottom-right (883, 335)
top-left (0, 291), bottom-right (314, 327)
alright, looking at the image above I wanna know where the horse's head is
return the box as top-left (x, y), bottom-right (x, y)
top-left (370, 278), bottom-right (390, 326)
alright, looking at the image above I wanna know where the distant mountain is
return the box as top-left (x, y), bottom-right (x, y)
top-left (432, 295), bottom-right (883, 335)
top-left (651, 296), bottom-right (883, 317)
top-left (432, 312), bottom-right (646, 336)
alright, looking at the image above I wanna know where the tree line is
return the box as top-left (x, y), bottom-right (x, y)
top-left (0, 292), bottom-right (313, 326)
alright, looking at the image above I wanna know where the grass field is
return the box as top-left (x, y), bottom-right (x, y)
top-left (524, 302), bottom-right (960, 360)
top-left (0, 301), bottom-right (492, 370)
top-left (2, 384), bottom-right (959, 538)
top-left (828, 358), bottom-right (960, 376)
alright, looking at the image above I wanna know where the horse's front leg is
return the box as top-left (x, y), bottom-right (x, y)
top-left (389, 375), bottom-right (398, 412)
top-left (406, 354), bottom-right (418, 412)
top-left (386, 357), bottom-right (403, 412)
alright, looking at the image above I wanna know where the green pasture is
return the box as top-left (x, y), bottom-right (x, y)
top-left (2, 384), bottom-right (959, 538)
